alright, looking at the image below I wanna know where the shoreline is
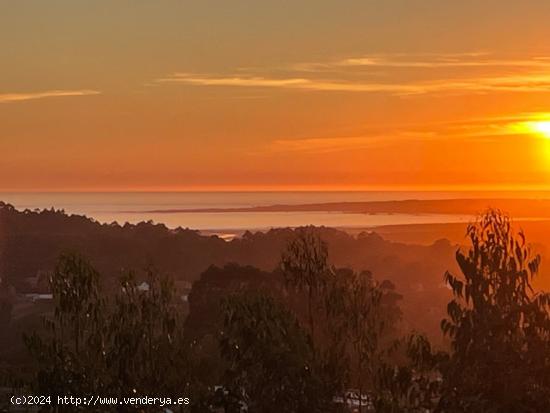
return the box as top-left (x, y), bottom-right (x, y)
top-left (121, 198), bottom-right (550, 218)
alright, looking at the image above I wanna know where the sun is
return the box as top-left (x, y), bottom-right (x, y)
top-left (506, 115), bottom-right (550, 139)
top-left (526, 120), bottom-right (550, 139)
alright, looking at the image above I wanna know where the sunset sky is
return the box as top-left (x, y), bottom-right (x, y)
top-left (2, 1), bottom-right (550, 191)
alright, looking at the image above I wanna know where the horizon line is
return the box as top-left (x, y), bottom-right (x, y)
top-left (3, 186), bottom-right (550, 194)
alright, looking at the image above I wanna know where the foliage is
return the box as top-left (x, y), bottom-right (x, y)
top-left (219, 293), bottom-right (330, 413)
top-left (280, 229), bottom-right (404, 409)
top-left (372, 333), bottom-right (445, 412)
top-left (106, 270), bottom-right (183, 396)
top-left (22, 211), bottom-right (550, 412)
top-left (440, 209), bottom-right (550, 411)
top-left (24, 253), bottom-right (108, 396)
top-left (281, 230), bottom-right (352, 402)
top-left (327, 269), bottom-right (385, 400)
top-left (25, 253), bottom-right (187, 411)
top-left (0, 275), bottom-right (13, 327)
top-left (281, 228), bottom-right (331, 349)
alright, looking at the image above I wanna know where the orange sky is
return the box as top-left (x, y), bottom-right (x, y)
top-left (2, 1), bottom-right (550, 191)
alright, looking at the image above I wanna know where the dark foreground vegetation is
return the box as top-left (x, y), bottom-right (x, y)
top-left (2, 208), bottom-right (550, 412)
top-left (0, 201), bottom-right (458, 340)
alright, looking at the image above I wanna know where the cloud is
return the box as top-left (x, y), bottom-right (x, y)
top-left (157, 74), bottom-right (310, 88)
top-left (446, 112), bottom-right (550, 138)
top-left (157, 72), bottom-right (550, 96)
top-left (156, 52), bottom-right (550, 97)
top-left (268, 131), bottom-right (441, 154)
top-left (266, 112), bottom-right (550, 154)
top-left (0, 89), bottom-right (100, 103)
top-left (292, 52), bottom-right (550, 71)
top-left (398, 112), bottom-right (550, 141)
top-left (270, 136), bottom-right (388, 153)
top-left (157, 73), bottom-right (425, 94)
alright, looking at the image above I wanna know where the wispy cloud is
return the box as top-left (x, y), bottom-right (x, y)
top-left (268, 132), bottom-right (440, 154)
top-left (266, 112), bottom-right (550, 154)
top-left (445, 112), bottom-right (550, 138)
top-left (156, 52), bottom-right (550, 97)
top-left (270, 136), bottom-right (388, 154)
top-left (157, 72), bottom-right (550, 96)
top-left (292, 52), bottom-right (550, 71)
top-left (0, 89), bottom-right (100, 104)
top-left (157, 74), bottom-right (309, 88)
top-left (157, 73), bottom-right (424, 94)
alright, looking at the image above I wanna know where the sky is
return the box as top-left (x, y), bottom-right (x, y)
top-left (2, 0), bottom-right (550, 191)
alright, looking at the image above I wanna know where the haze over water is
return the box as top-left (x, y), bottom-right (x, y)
top-left (2, 191), bottom-right (550, 234)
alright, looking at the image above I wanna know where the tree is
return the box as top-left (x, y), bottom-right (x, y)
top-left (373, 333), bottom-right (445, 412)
top-left (25, 254), bottom-right (188, 412)
top-left (281, 229), bottom-right (406, 409)
top-left (280, 229), bottom-right (349, 402)
top-left (281, 228), bottom-right (331, 352)
top-left (106, 269), bottom-right (183, 397)
top-left (24, 253), bottom-right (108, 396)
top-left (348, 271), bottom-right (383, 406)
top-left (0, 275), bottom-right (13, 327)
top-left (326, 268), bottom-right (403, 410)
top-left (440, 209), bottom-right (550, 411)
top-left (219, 293), bottom-right (330, 413)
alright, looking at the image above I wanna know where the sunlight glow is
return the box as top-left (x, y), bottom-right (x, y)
top-left (528, 121), bottom-right (550, 139)
top-left (507, 115), bottom-right (550, 139)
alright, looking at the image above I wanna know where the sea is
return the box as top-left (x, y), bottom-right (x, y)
top-left (1, 191), bottom-right (549, 238)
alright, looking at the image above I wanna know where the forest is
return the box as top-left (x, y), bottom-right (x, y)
top-left (1, 205), bottom-right (550, 412)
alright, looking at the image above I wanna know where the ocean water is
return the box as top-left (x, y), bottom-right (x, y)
top-left (1, 191), bottom-right (548, 233)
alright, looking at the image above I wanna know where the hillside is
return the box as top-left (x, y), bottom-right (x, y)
top-left (0, 201), bottom-right (464, 337)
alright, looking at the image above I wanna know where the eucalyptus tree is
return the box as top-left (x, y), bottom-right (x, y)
top-left (440, 209), bottom-right (550, 411)
top-left (24, 253), bottom-right (108, 396)
top-left (25, 254), bottom-right (187, 409)
top-left (281, 229), bottom-right (404, 408)
top-left (280, 228), bottom-right (331, 352)
top-left (280, 229), bottom-right (350, 399)
top-left (106, 269), bottom-right (183, 397)
top-left (219, 293), bottom-right (331, 413)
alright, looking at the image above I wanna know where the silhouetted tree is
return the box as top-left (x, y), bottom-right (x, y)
top-left (25, 254), bottom-right (188, 412)
top-left (281, 228), bottom-right (331, 352)
top-left (333, 269), bottom-right (384, 406)
top-left (24, 253), bottom-right (108, 397)
top-left (107, 269), bottom-right (184, 398)
top-left (281, 230), bottom-right (351, 402)
top-left (325, 268), bottom-right (406, 410)
top-left (373, 333), bottom-right (445, 412)
top-left (219, 293), bottom-right (331, 413)
top-left (0, 275), bottom-right (13, 327)
top-left (440, 209), bottom-right (550, 411)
